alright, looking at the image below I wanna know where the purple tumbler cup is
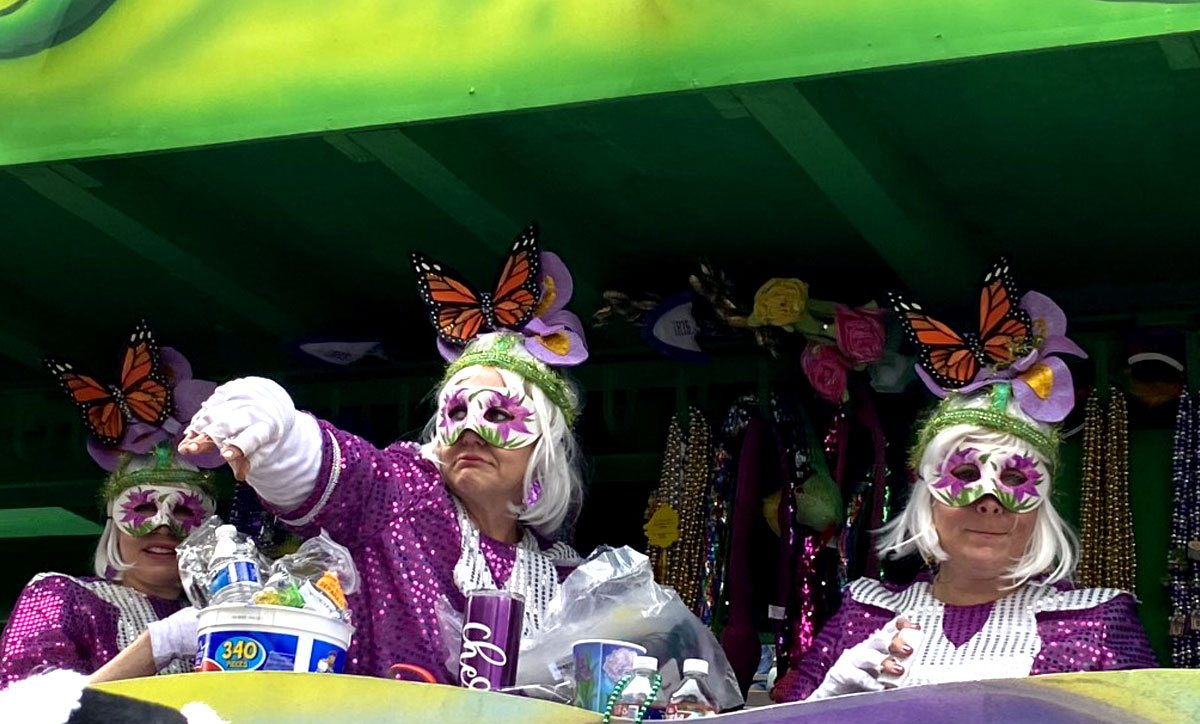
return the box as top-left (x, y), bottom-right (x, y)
top-left (459, 590), bottom-right (525, 690)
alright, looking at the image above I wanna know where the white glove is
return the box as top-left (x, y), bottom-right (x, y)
top-left (147, 607), bottom-right (199, 670)
top-left (808, 617), bottom-right (906, 699)
top-left (185, 377), bottom-right (322, 509)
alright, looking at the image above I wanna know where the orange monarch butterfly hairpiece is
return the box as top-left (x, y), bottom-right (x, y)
top-left (43, 319), bottom-right (173, 446)
top-left (888, 257), bottom-right (1034, 391)
top-left (411, 224), bottom-right (543, 346)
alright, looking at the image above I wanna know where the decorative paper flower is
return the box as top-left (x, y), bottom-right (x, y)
top-left (748, 278), bottom-right (809, 329)
top-left (801, 342), bottom-right (849, 404)
top-left (488, 391), bottom-right (535, 442)
top-left (118, 488), bottom-right (157, 529)
top-left (932, 447), bottom-right (981, 500)
top-left (87, 348), bottom-right (224, 471)
top-left (437, 252), bottom-right (589, 367)
top-left (834, 305), bottom-right (886, 366)
top-left (914, 291), bottom-right (1086, 423)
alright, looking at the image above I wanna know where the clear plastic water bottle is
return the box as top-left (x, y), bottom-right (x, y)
top-left (611, 655), bottom-right (667, 720)
top-left (207, 524), bottom-right (261, 605)
top-left (665, 659), bottom-right (717, 718)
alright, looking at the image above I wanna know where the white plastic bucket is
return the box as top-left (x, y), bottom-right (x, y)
top-left (197, 604), bottom-right (354, 673)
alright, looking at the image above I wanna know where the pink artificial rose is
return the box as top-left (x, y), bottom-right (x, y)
top-left (835, 305), bottom-right (885, 366)
top-left (802, 342), bottom-right (849, 404)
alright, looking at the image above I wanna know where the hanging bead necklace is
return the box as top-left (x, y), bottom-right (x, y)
top-left (1077, 389), bottom-right (1136, 591)
top-left (1105, 390), bottom-right (1136, 593)
top-left (1077, 393), bottom-right (1104, 587)
top-left (646, 408), bottom-right (712, 612)
top-left (1168, 391), bottom-right (1200, 667)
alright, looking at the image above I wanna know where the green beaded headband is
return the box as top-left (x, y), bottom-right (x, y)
top-left (910, 383), bottom-right (1060, 472)
top-left (442, 333), bottom-right (579, 425)
top-left (100, 443), bottom-right (218, 504)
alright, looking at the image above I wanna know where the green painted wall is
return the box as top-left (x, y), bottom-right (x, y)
top-left (4, 0), bottom-right (1200, 164)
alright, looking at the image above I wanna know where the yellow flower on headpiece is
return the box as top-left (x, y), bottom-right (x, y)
top-left (748, 278), bottom-right (809, 329)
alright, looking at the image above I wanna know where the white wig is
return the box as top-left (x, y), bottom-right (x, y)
top-left (420, 364), bottom-right (584, 537)
top-left (875, 391), bottom-right (1078, 586)
top-left (94, 519), bottom-right (132, 579)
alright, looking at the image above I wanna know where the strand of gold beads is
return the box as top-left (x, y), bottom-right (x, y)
top-left (677, 408), bottom-right (712, 612)
top-left (1077, 393), bottom-right (1105, 588)
top-left (1105, 390), bottom-right (1136, 593)
top-left (647, 417), bottom-right (684, 583)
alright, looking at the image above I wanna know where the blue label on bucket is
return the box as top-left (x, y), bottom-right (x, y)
top-left (310, 639), bottom-right (346, 674)
top-left (208, 561), bottom-right (260, 596)
top-left (203, 630), bottom-right (294, 672)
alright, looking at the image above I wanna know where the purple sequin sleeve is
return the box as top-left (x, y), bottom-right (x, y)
top-left (268, 419), bottom-right (440, 546)
top-left (771, 588), bottom-right (892, 702)
top-left (1032, 592), bottom-right (1159, 673)
top-left (0, 576), bottom-right (104, 687)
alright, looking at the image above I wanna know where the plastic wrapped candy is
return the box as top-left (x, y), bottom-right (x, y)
top-left (251, 583), bottom-right (305, 608)
top-left (256, 531), bottom-right (358, 623)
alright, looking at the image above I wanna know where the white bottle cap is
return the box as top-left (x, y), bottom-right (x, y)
top-left (682, 658), bottom-right (709, 676)
top-left (633, 655), bottom-right (658, 672)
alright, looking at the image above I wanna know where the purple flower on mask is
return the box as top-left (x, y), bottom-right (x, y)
top-left (118, 489), bottom-right (158, 529)
top-left (933, 447), bottom-right (981, 499)
top-left (489, 391), bottom-right (534, 441)
top-left (439, 388), bottom-right (469, 436)
top-left (999, 455), bottom-right (1043, 502)
top-left (172, 491), bottom-right (210, 532)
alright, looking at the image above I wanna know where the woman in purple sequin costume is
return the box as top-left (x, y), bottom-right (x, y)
top-left (775, 286), bottom-right (1157, 701)
top-left (0, 334), bottom-right (224, 688)
top-left (178, 329), bottom-right (588, 682)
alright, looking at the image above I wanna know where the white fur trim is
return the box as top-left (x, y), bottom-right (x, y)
top-left (0, 670), bottom-right (87, 724)
top-left (181, 702), bottom-right (231, 724)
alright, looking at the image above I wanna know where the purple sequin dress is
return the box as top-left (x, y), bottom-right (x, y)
top-left (0, 574), bottom-right (186, 688)
top-left (773, 576), bottom-right (1158, 702)
top-left (258, 421), bottom-right (575, 683)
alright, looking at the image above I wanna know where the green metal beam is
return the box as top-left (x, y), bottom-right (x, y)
top-left (337, 130), bottom-right (518, 255)
top-left (733, 82), bottom-right (981, 299)
top-left (8, 166), bottom-right (300, 337)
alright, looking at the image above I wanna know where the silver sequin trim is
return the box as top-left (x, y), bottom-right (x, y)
top-left (849, 579), bottom-right (1123, 615)
top-left (278, 429), bottom-right (342, 527)
top-left (450, 498), bottom-right (573, 637)
top-left (847, 579), bottom-right (1124, 687)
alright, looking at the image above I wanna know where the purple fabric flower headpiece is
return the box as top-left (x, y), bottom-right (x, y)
top-left (437, 251), bottom-right (589, 368)
top-left (914, 291), bottom-right (1086, 423)
top-left (86, 347), bottom-right (225, 472)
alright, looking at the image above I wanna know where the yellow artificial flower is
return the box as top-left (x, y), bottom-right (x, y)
top-left (748, 278), bottom-right (809, 328)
